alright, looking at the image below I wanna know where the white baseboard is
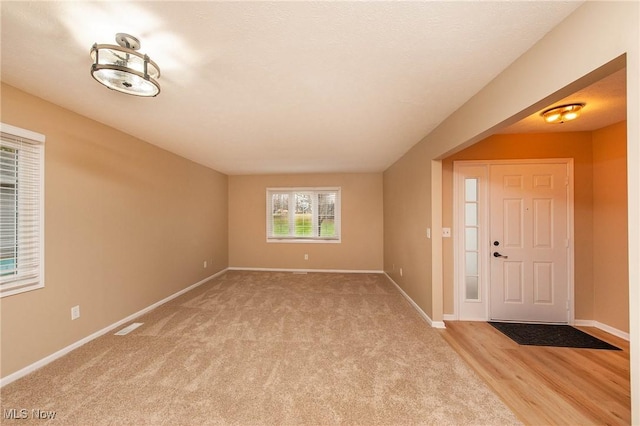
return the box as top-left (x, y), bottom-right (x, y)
top-left (574, 319), bottom-right (630, 341)
top-left (0, 269), bottom-right (228, 388)
top-left (445, 317), bottom-right (491, 322)
top-left (384, 273), bottom-right (445, 329)
top-left (228, 267), bottom-right (384, 274)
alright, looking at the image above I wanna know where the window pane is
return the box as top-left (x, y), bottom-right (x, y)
top-left (317, 193), bottom-right (336, 237)
top-left (464, 203), bottom-right (477, 226)
top-left (465, 251), bottom-right (478, 275)
top-left (294, 193), bottom-right (312, 236)
top-left (465, 178), bottom-right (477, 202)
top-left (465, 276), bottom-right (479, 300)
top-left (465, 227), bottom-right (478, 251)
top-left (0, 147), bottom-right (18, 277)
top-left (271, 193), bottom-right (289, 236)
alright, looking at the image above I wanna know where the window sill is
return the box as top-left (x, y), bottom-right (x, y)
top-left (267, 238), bottom-right (341, 244)
top-left (1, 281), bottom-right (44, 298)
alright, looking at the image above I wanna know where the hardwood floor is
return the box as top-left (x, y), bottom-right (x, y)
top-left (440, 321), bottom-right (630, 425)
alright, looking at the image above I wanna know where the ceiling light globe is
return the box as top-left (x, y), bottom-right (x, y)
top-left (92, 67), bottom-right (160, 97)
top-left (563, 111), bottom-right (579, 121)
top-left (541, 103), bottom-right (585, 124)
top-left (90, 34), bottom-right (161, 97)
top-left (544, 112), bottom-right (561, 123)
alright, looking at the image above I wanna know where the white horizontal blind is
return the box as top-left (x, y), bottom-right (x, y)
top-left (0, 124), bottom-right (45, 297)
top-left (266, 187), bottom-right (340, 242)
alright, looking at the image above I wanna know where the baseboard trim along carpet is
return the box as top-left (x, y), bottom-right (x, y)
top-left (489, 321), bottom-right (621, 350)
top-left (228, 266), bottom-right (384, 274)
top-left (0, 268), bottom-right (228, 388)
top-left (385, 273), bottom-right (446, 329)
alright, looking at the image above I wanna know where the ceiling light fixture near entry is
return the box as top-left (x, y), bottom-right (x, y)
top-left (90, 33), bottom-right (161, 97)
top-left (540, 103), bottom-right (585, 124)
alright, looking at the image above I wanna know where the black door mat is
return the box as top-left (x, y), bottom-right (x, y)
top-left (489, 321), bottom-right (621, 350)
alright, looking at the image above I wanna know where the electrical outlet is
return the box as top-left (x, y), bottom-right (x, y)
top-left (442, 227), bottom-right (452, 238)
top-left (426, 228), bottom-right (431, 238)
top-left (304, 254), bottom-right (309, 260)
top-left (203, 260), bottom-right (207, 268)
top-left (71, 305), bottom-right (80, 320)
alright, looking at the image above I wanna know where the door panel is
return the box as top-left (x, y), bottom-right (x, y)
top-left (504, 199), bottom-right (523, 247)
top-left (503, 261), bottom-right (524, 303)
top-left (533, 262), bottom-right (553, 303)
top-left (490, 163), bottom-right (569, 323)
top-left (533, 199), bottom-right (553, 247)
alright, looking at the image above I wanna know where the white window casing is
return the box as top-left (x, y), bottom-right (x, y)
top-left (0, 123), bottom-right (45, 298)
top-left (266, 187), bottom-right (341, 243)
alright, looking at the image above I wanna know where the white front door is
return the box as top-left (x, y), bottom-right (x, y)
top-left (489, 163), bottom-right (570, 323)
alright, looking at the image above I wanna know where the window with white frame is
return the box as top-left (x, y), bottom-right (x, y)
top-left (266, 187), bottom-right (340, 242)
top-left (1, 123), bottom-right (45, 297)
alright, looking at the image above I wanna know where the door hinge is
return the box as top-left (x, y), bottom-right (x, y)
top-left (565, 176), bottom-right (569, 186)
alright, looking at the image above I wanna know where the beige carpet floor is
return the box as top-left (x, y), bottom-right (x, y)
top-left (1, 271), bottom-right (520, 425)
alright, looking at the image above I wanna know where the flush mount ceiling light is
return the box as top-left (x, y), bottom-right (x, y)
top-left (90, 33), bottom-right (160, 97)
top-left (541, 103), bottom-right (585, 124)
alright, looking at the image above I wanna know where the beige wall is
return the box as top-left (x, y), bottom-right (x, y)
top-left (229, 173), bottom-right (383, 271)
top-left (0, 84), bottom-right (229, 378)
top-left (381, 2), bottom-right (639, 418)
top-left (593, 122), bottom-right (629, 332)
top-left (384, 141), bottom-right (433, 316)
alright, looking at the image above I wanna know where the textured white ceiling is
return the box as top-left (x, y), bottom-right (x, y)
top-left (1, 1), bottom-right (585, 174)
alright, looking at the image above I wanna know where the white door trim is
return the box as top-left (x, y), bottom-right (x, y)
top-left (453, 159), bottom-right (575, 323)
